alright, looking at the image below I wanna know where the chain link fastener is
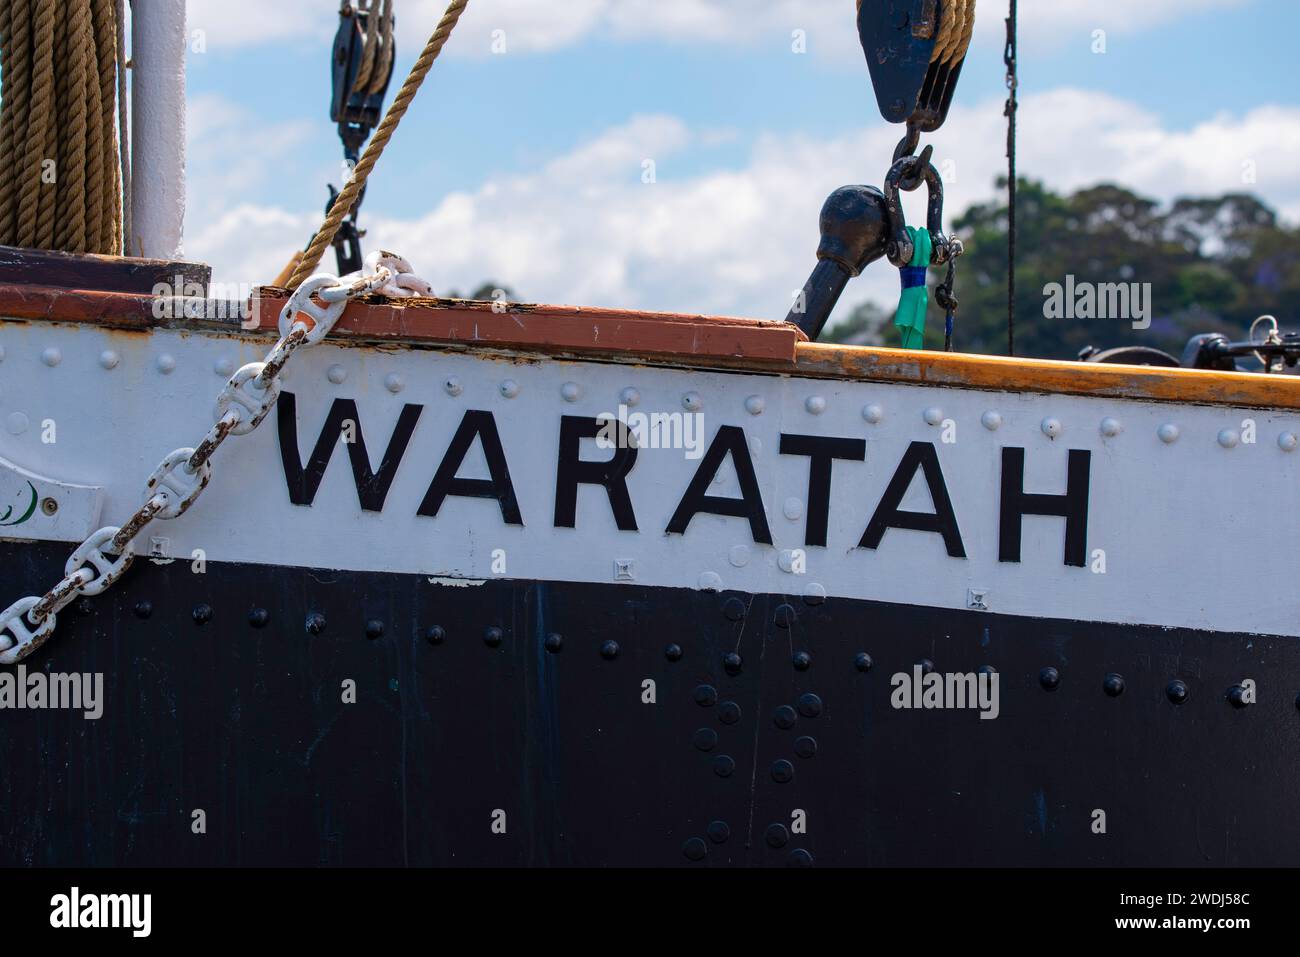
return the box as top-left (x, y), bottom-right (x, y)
top-left (0, 597), bottom-right (59, 665)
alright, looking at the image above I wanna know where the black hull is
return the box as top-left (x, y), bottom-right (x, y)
top-left (1, 540), bottom-right (1296, 867)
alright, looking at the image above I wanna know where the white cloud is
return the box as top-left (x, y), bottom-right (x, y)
top-left (186, 89), bottom-right (1300, 329)
top-left (185, 0), bottom-right (1247, 56)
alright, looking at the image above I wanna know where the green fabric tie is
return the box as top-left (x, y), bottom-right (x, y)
top-left (893, 226), bottom-right (931, 350)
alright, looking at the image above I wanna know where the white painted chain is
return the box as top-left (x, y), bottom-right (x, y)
top-left (0, 261), bottom-right (406, 664)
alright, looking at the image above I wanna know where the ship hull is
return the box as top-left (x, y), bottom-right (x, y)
top-left (1, 539), bottom-right (1296, 867)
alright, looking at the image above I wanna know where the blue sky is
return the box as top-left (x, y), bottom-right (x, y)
top-left (179, 0), bottom-right (1300, 326)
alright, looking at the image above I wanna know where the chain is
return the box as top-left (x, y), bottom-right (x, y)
top-left (934, 238), bottom-right (964, 352)
top-left (0, 263), bottom-right (397, 665)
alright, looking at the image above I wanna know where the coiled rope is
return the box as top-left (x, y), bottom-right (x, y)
top-left (287, 0), bottom-right (469, 289)
top-left (0, 0), bottom-right (126, 254)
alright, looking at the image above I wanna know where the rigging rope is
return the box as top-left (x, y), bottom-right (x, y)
top-left (287, 0), bottom-right (469, 289)
top-left (1004, 0), bottom-right (1018, 356)
top-left (0, 0), bottom-right (125, 254)
top-left (932, 0), bottom-right (976, 67)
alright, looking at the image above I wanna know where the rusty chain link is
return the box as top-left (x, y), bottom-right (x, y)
top-left (0, 263), bottom-right (398, 664)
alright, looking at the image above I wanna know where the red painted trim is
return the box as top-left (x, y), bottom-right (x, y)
top-left (0, 284), bottom-right (805, 363)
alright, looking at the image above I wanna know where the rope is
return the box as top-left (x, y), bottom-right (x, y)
top-left (0, 0), bottom-right (124, 253)
top-left (288, 0), bottom-right (469, 289)
top-left (352, 0), bottom-right (396, 97)
top-left (1004, 0), bottom-right (1018, 357)
top-left (115, 0), bottom-right (131, 251)
top-left (932, 0), bottom-right (975, 66)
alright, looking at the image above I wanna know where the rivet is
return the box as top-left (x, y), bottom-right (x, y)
top-left (156, 353), bottom-right (175, 374)
top-left (192, 603), bottom-right (213, 625)
top-left (854, 652), bottom-right (873, 673)
top-left (796, 692), bottom-right (822, 718)
top-left (774, 604), bottom-right (796, 628)
top-left (305, 612), bottom-right (326, 635)
top-left (863, 403), bottom-right (884, 424)
top-left (214, 357), bottom-right (235, 377)
top-left (805, 395), bottom-right (826, 415)
top-left (770, 759), bottom-right (794, 784)
top-left (1100, 417), bottom-right (1123, 437)
top-left (384, 373), bottom-right (405, 394)
top-left (248, 607), bottom-right (269, 628)
top-left (792, 651), bottom-right (812, 671)
top-left (728, 545), bottom-right (750, 568)
top-left (1279, 432), bottom-right (1298, 452)
top-left (774, 705), bottom-right (797, 729)
top-left (923, 406), bottom-right (944, 426)
top-left (327, 364), bottom-right (347, 384)
top-left (712, 754), bottom-right (735, 777)
top-left (1166, 679), bottom-right (1189, 704)
top-left (484, 626), bottom-right (503, 648)
top-left (786, 848), bottom-right (814, 867)
top-left (499, 379), bottom-right (519, 399)
top-left (917, 658), bottom-right (934, 675)
top-left (445, 376), bottom-right (464, 397)
top-left (802, 582), bottom-right (826, 606)
top-left (723, 652), bottom-right (743, 675)
top-left (782, 497), bottom-right (804, 521)
top-left (1158, 423), bottom-right (1180, 444)
top-left (619, 386), bottom-right (639, 406)
top-left (1226, 685), bottom-right (1251, 709)
top-left (365, 619), bottom-right (385, 640)
top-left (1039, 666), bottom-right (1060, 691)
top-left (1041, 417), bottom-right (1062, 438)
top-left (682, 837), bottom-right (707, 862)
top-left (707, 821), bottom-right (730, 844)
top-left (777, 550), bottom-right (799, 573)
top-left (1217, 428), bottom-right (1239, 449)
top-left (744, 395), bottom-right (765, 415)
top-left (560, 381), bottom-right (580, 402)
top-left (41, 347), bottom-right (61, 367)
top-left (600, 639), bottom-right (620, 660)
top-left (698, 571), bottom-right (722, 591)
top-left (693, 727), bottom-right (718, 751)
top-left (425, 625), bottom-right (446, 645)
top-left (722, 597), bottom-right (746, 622)
top-left (694, 684), bottom-right (718, 707)
top-left (794, 736), bottom-right (817, 759)
top-left (40, 497), bottom-right (57, 515)
top-left (5, 412), bottom-right (28, 435)
top-left (981, 410), bottom-right (1002, 431)
top-left (718, 701), bottom-right (741, 725)
top-left (665, 643), bottom-right (683, 662)
top-left (765, 823), bottom-right (790, 848)
top-left (682, 392), bottom-right (702, 411)
top-left (544, 633), bottom-right (563, 653)
top-left (133, 600), bottom-right (153, 620)
top-left (1103, 673), bottom-right (1125, 697)
top-left (99, 350), bottom-right (120, 370)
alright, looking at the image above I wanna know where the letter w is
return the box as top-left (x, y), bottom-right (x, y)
top-left (278, 392), bottom-right (423, 510)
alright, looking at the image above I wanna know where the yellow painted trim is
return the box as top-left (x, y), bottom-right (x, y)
top-left (793, 343), bottom-right (1300, 410)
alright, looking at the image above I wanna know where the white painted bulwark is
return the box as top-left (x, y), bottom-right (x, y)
top-left (2, 318), bottom-right (1299, 637)
top-left (129, 0), bottom-right (186, 258)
